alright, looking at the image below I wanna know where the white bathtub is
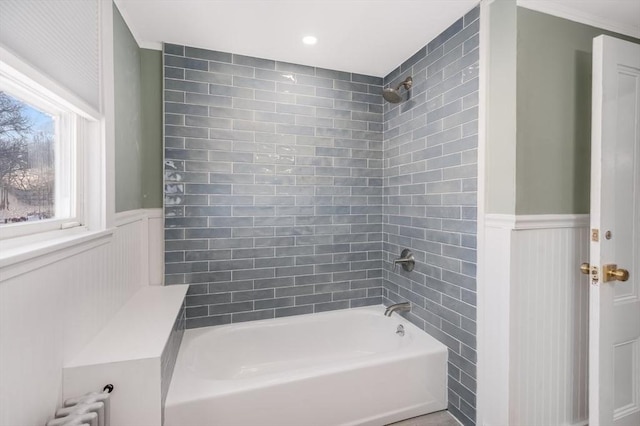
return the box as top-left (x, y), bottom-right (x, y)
top-left (164, 305), bottom-right (447, 426)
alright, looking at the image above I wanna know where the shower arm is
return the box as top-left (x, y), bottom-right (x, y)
top-left (395, 77), bottom-right (413, 91)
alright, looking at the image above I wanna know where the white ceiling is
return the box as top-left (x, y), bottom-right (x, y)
top-left (115, 0), bottom-right (479, 77)
top-left (115, 0), bottom-right (640, 78)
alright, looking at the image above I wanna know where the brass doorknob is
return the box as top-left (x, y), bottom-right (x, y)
top-left (580, 263), bottom-right (590, 275)
top-left (603, 264), bottom-right (630, 282)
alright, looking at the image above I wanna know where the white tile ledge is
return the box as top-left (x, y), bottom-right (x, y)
top-left (0, 228), bottom-right (114, 282)
top-left (66, 285), bottom-right (188, 367)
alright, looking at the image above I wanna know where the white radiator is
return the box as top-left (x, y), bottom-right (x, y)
top-left (46, 385), bottom-right (113, 426)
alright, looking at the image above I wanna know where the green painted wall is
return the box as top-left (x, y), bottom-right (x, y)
top-left (486, 0), bottom-right (518, 214)
top-left (113, 3), bottom-right (142, 212)
top-left (113, 3), bottom-right (163, 211)
top-left (140, 49), bottom-right (163, 209)
top-left (515, 8), bottom-right (639, 214)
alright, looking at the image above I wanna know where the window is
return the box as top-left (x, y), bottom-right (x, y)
top-left (0, 91), bottom-right (64, 225)
top-left (0, 49), bottom-right (100, 241)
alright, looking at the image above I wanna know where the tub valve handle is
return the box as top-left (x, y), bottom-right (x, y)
top-left (393, 249), bottom-right (415, 272)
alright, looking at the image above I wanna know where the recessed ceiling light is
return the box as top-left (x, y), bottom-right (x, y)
top-left (302, 35), bottom-right (317, 45)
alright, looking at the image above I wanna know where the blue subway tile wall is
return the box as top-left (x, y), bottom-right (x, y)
top-left (382, 7), bottom-right (479, 426)
top-left (160, 302), bottom-right (184, 425)
top-left (163, 7), bottom-right (479, 424)
top-left (163, 45), bottom-right (385, 329)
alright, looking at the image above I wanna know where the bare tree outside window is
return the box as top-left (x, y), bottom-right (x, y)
top-left (0, 91), bottom-right (55, 225)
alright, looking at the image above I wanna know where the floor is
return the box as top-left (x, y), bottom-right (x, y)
top-left (387, 410), bottom-right (461, 426)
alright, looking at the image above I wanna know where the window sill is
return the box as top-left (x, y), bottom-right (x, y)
top-left (0, 227), bottom-right (114, 282)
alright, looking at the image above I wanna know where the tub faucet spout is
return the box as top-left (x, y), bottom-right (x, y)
top-left (384, 302), bottom-right (411, 317)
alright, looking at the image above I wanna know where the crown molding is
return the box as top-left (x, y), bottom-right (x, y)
top-left (115, 1), bottom-right (639, 65)
top-left (139, 40), bottom-right (162, 51)
top-left (518, 0), bottom-right (640, 39)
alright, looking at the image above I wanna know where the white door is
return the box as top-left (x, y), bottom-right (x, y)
top-left (589, 35), bottom-right (640, 426)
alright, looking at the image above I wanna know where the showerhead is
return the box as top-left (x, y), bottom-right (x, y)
top-left (382, 88), bottom-right (403, 103)
top-left (382, 76), bottom-right (413, 103)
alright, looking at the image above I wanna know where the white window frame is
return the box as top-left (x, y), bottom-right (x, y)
top-left (0, 0), bottom-right (114, 279)
top-left (0, 46), bottom-right (102, 242)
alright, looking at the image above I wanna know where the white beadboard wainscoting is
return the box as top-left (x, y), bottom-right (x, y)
top-left (0, 208), bottom-right (162, 426)
top-left (480, 214), bottom-right (590, 426)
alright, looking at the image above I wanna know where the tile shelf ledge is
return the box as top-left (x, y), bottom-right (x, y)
top-left (65, 285), bottom-right (188, 367)
top-left (63, 285), bottom-right (188, 426)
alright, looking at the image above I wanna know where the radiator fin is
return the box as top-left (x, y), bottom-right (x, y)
top-left (47, 389), bottom-right (111, 426)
